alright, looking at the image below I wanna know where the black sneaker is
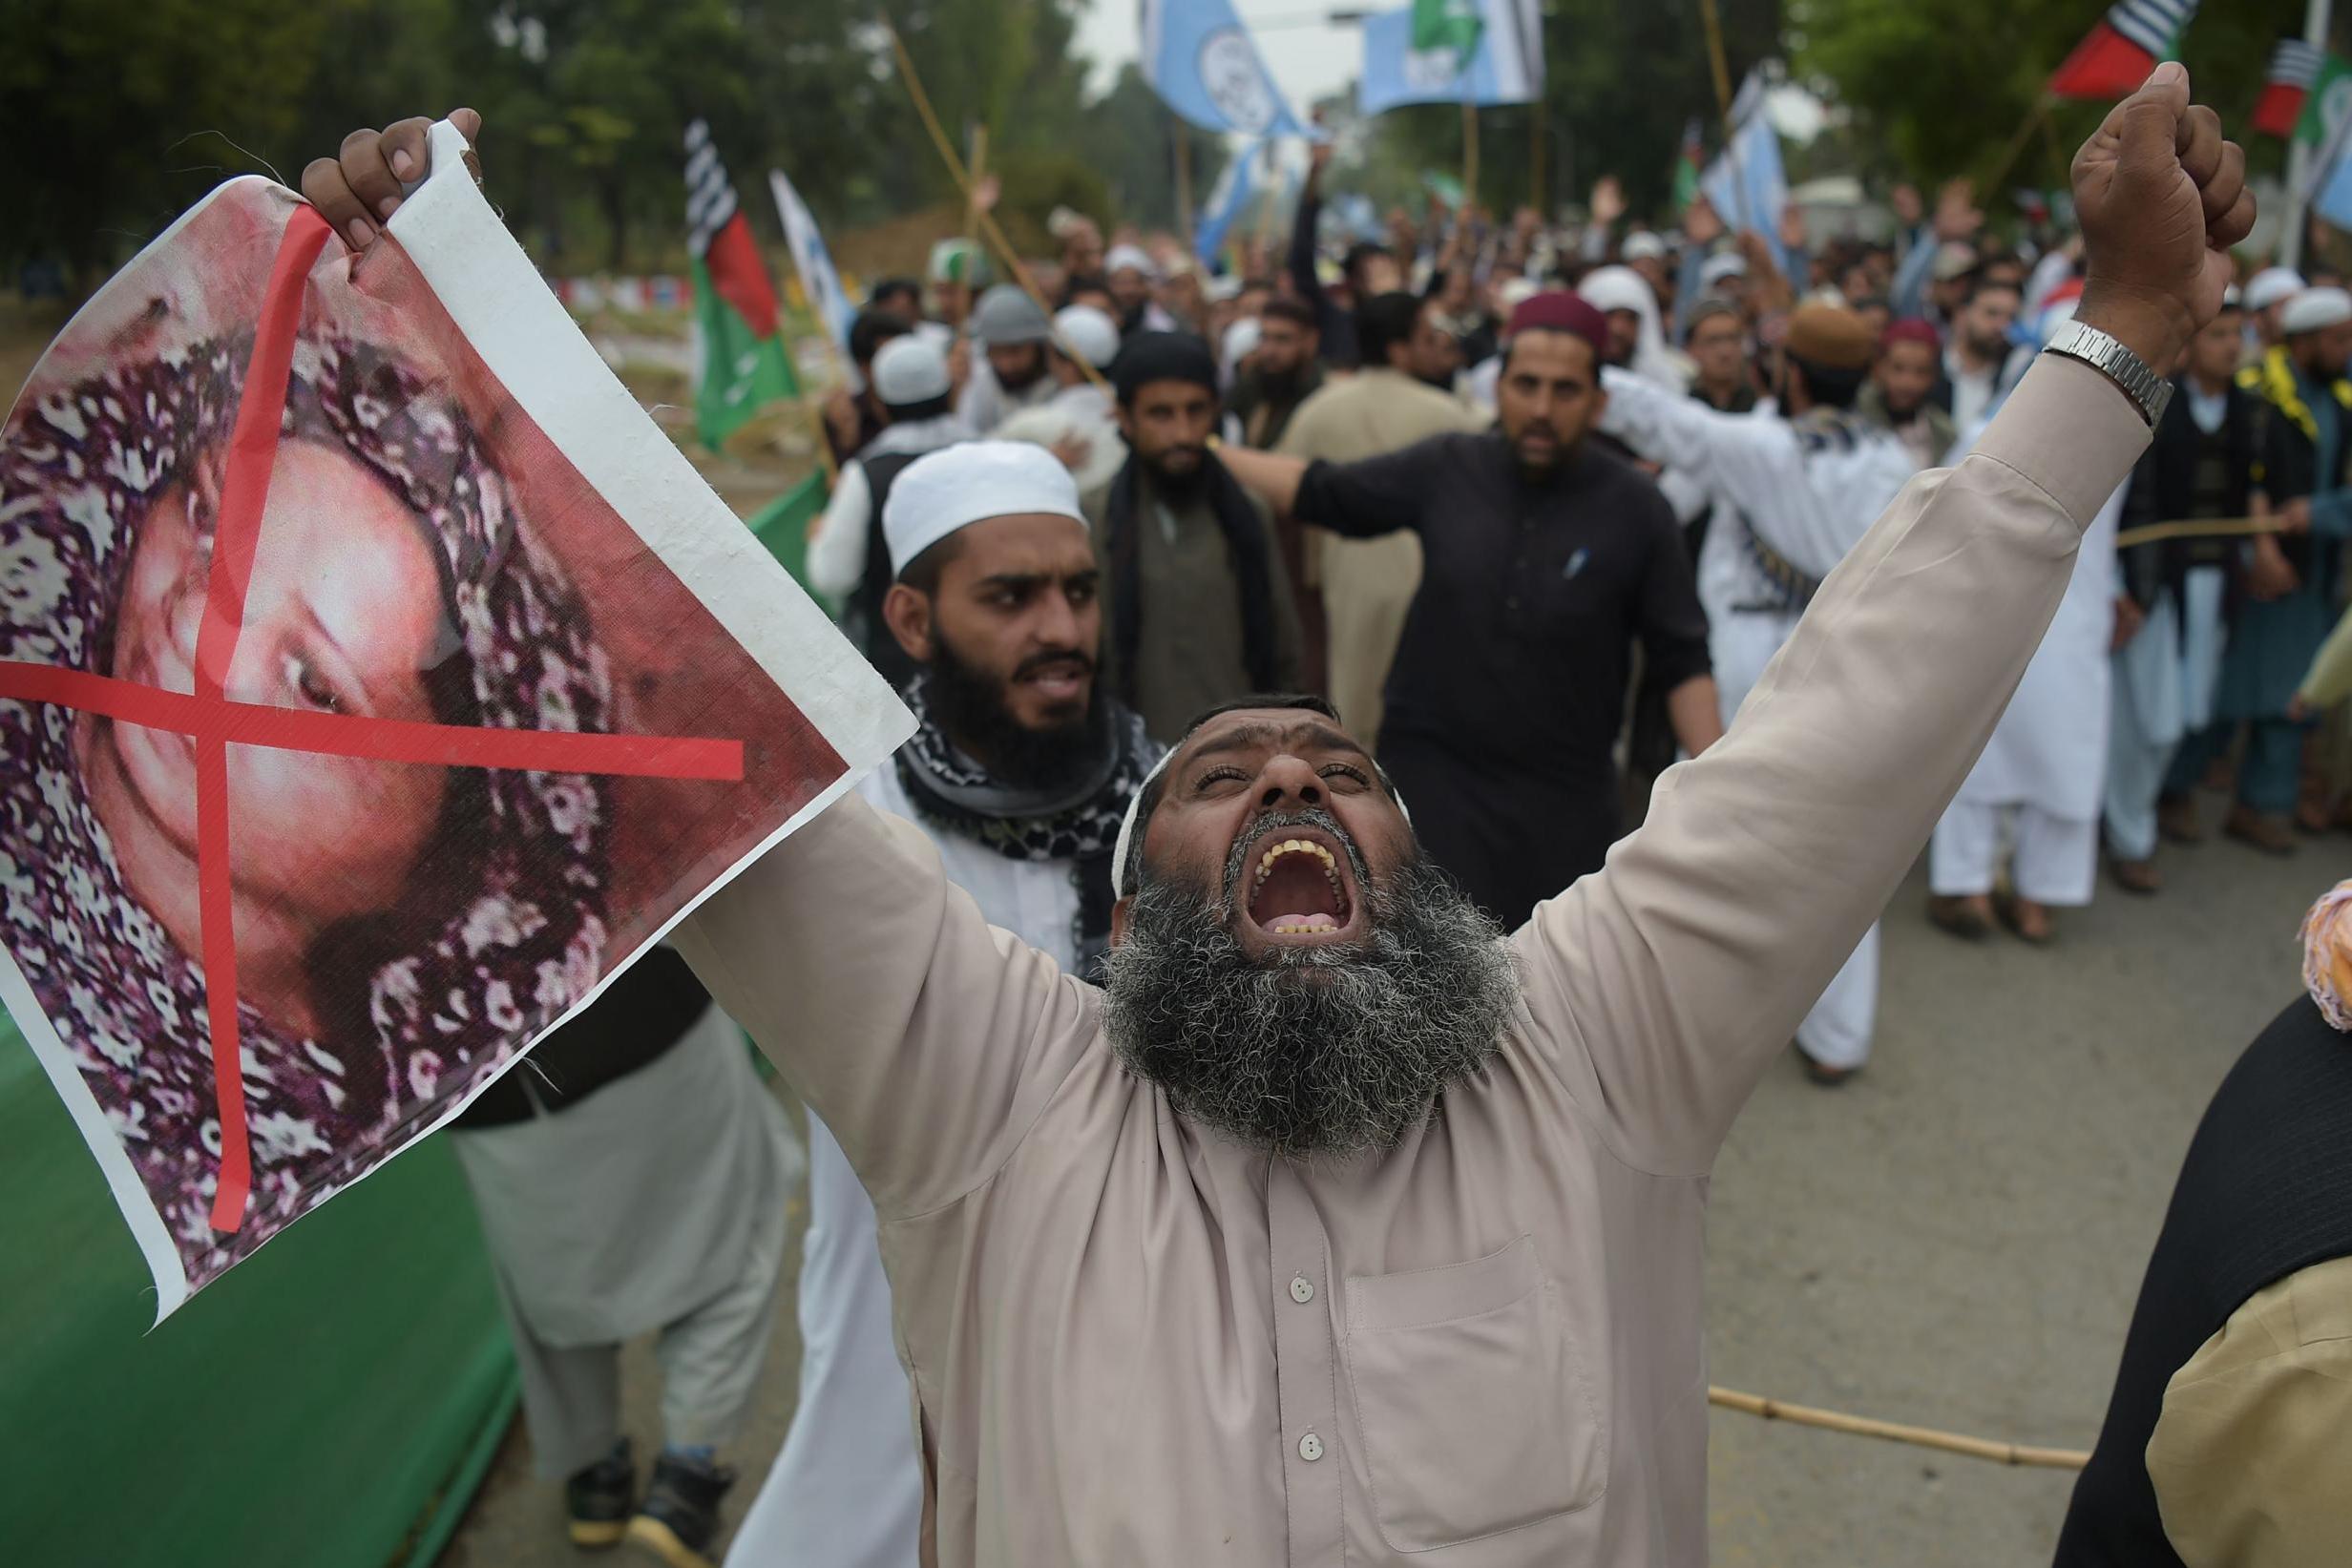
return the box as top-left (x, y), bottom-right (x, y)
top-left (566, 1438), bottom-right (636, 1550)
top-left (624, 1452), bottom-right (735, 1568)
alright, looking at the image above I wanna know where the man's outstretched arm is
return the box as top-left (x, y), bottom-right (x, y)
top-left (304, 119), bottom-right (1087, 1223)
top-left (1514, 67), bottom-right (2250, 1176)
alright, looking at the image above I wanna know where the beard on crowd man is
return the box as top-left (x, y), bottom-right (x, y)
top-left (1356, 290), bottom-right (1461, 393)
top-left (1251, 297), bottom-right (1321, 389)
top-left (1874, 319), bottom-right (1942, 423)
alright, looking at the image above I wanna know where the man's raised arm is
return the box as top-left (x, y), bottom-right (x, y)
top-left (304, 119), bottom-right (1085, 1223)
top-left (1513, 68), bottom-right (2250, 1175)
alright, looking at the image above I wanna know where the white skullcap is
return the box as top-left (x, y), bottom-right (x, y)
top-left (1496, 277), bottom-right (1542, 314)
top-left (1699, 253), bottom-right (1747, 287)
top-left (1578, 265), bottom-right (1652, 316)
top-left (2281, 286), bottom-right (2352, 337)
top-left (1222, 316), bottom-right (1262, 370)
top-left (872, 334), bottom-right (951, 408)
top-left (881, 440), bottom-right (1086, 577)
top-left (2246, 266), bottom-right (2306, 313)
top-left (1105, 242), bottom-right (1157, 280)
top-left (1053, 304), bottom-right (1121, 370)
top-left (1622, 231), bottom-right (1670, 263)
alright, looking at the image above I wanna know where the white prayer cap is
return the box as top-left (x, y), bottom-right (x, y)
top-left (1578, 265), bottom-right (1653, 316)
top-left (1622, 231), bottom-right (1670, 263)
top-left (1105, 242), bottom-right (1157, 280)
top-left (2282, 286), bottom-right (2352, 337)
top-left (1496, 277), bottom-right (1542, 315)
top-left (2246, 266), bottom-right (2307, 313)
top-left (1699, 252), bottom-right (1747, 287)
top-left (1222, 316), bottom-right (1262, 372)
top-left (881, 440), bottom-right (1086, 577)
top-left (1053, 304), bottom-right (1121, 370)
top-left (871, 334), bottom-right (952, 408)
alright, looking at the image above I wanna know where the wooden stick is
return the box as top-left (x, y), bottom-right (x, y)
top-left (1698, 0), bottom-right (1734, 125)
top-left (1983, 96), bottom-right (2052, 199)
top-left (2113, 515), bottom-right (2277, 550)
top-left (1529, 95), bottom-right (1547, 215)
top-left (880, 19), bottom-right (1110, 391)
top-left (965, 123), bottom-right (989, 242)
top-left (1709, 1387), bottom-right (2090, 1471)
top-left (1461, 99), bottom-right (1480, 212)
top-left (1174, 118), bottom-right (1197, 258)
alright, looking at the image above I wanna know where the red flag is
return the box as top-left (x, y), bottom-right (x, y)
top-left (2255, 38), bottom-right (2323, 138)
top-left (2048, 0), bottom-right (2200, 101)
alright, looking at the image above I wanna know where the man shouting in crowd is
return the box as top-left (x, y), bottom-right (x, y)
top-left (312, 65), bottom-right (2249, 1568)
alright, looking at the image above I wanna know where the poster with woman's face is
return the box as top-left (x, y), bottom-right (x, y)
top-left (0, 122), bottom-right (911, 1317)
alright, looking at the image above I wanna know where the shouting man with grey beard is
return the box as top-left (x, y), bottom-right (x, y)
top-left (311, 67), bottom-right (2252, 1568)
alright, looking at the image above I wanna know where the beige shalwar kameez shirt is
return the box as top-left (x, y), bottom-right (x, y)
top-left (676, 355), bottom-right (2150, 1567)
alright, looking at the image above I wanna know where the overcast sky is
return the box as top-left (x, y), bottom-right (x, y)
top-left (1073, 1), bottom-right (1365, 112)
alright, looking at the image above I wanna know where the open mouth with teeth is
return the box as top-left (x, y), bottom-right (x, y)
top-left (1244, 833), bottom-right (1358, 940)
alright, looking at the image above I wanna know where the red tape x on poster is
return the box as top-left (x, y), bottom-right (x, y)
top-left (0, 121), bottom-right (911, 1318)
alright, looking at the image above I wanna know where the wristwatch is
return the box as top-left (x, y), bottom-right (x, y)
top-left (2043, 318), bottom-right (2172, 428)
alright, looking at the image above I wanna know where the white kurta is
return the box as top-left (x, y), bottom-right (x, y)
top-left (726, 761), bottom-right (1086, 1568)
top-left (1948, 481), bottom-right (2121, 823)
top-left (1601, 372), bottom-right (1917, 1070)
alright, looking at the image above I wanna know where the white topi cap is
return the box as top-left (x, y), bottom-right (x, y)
top-left (1053, 304), bottom-right (1121, 370)
top-left (1622, 231), bottom-right (1670, 263)
top-left (871, 334), bottom-right (952, 408)
top-left (2245, 266), bottom-right (2307, 314)
top-left (1698, 252), bottom-right (1748, 287)
top-left (2281, 286), bottom-right (2352, 337)
top-left (1105, 242), bottom-right (1157, 281)
top-left (880, 440), bottom-right (1087, 577)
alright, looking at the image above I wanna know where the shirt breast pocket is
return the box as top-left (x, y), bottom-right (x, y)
top-left (1342, 1235), bottom-right (1607, 1553)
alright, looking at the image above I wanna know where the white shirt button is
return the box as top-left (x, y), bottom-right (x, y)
top-left (1289, 1275), bottom-right (1315, 1304)
top-left (1298, 1432), bottom-right (1325, 1462)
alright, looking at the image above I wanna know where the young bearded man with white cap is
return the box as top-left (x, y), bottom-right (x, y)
top-left (992, 304), bottom-right (1125, 494)
top-left (729, 440), bottom-right (1160, 1568)
top-left (808, 333), bottom-right (976, 686)
top-left (315, 65), bottom-right (2250, 1568)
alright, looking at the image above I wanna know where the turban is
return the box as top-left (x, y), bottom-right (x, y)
top-left (1503, 291), bottom-right (1608, 360)
top-left (1784, 303), bottom-right (1877, 371)
top-left (1112, 330), bottom-right (1219, 403)
top-left (883, 440), bottom-right (1087, 577)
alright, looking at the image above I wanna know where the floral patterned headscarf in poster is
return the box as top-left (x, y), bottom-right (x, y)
top-left (0, 330), bottom-right (613, 1285)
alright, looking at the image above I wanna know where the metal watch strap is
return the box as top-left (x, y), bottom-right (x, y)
top-left (2042, 318), bottom-right (2172, 428)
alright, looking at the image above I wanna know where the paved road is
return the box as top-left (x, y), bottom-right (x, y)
top-left (447, 812), bottom-right (2349, 1567)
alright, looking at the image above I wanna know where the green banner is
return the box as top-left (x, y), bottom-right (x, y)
top-left (1412, 0), bottom-right (1484, 57)
top-left (692, 256), bottom-right (800, 450)
top-left (0, 1023), bottom-right (515, 1566)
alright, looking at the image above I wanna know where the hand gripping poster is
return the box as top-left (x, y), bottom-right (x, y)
top-left (0, 122), bottom-right (912, 1317)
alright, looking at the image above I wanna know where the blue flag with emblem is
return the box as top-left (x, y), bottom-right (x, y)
top-left (1139, 0), bottom-right (1317, 139)
top-left (1197, 141), bottom-right (1264, 265)
top-left (1359, 0), bottom-right (1544, 115)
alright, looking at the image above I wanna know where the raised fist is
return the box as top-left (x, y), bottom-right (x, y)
top-left (2072, 64), bottom-right (2252, 369)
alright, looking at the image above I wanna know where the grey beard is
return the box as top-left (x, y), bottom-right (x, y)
top-left (1102, 808), bottom-right (1521, 1158)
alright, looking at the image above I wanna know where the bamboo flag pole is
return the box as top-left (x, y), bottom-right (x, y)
top-left (2113, 515), bottom-right (2278, 550)
top-left (1699, 0), bottom-right (1735, 124)
top-left (1708, 1387), bottom-right (2090, 1471)
top-left (1462, 99), bottom-right (1480, 212)
top-left (965, 123), bottom-right (990, 241)
top-left (1174, 117), bottom-right (1197, 258)
top-left (879, 18), bottom-right (1109, 392)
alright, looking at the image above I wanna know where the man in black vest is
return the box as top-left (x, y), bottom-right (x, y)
top-left (2053, 885), bottom-right (2352, 1565)
top-left (2105, 295), bottom-right (2258, 890)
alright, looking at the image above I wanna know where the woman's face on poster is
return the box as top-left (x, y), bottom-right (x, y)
top-left (94, 437), bottom-right (457, 929)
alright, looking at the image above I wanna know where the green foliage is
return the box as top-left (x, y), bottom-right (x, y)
top-left (1795, 0), bottom-right (2301, 189)
top-left (1, 0), bottom-right (1102, 285)
top-left (1080, 65), bottom-right (1230, 235)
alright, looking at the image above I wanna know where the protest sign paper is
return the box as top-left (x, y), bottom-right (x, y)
top-left (0, 120), bottom-right (912, 1317)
